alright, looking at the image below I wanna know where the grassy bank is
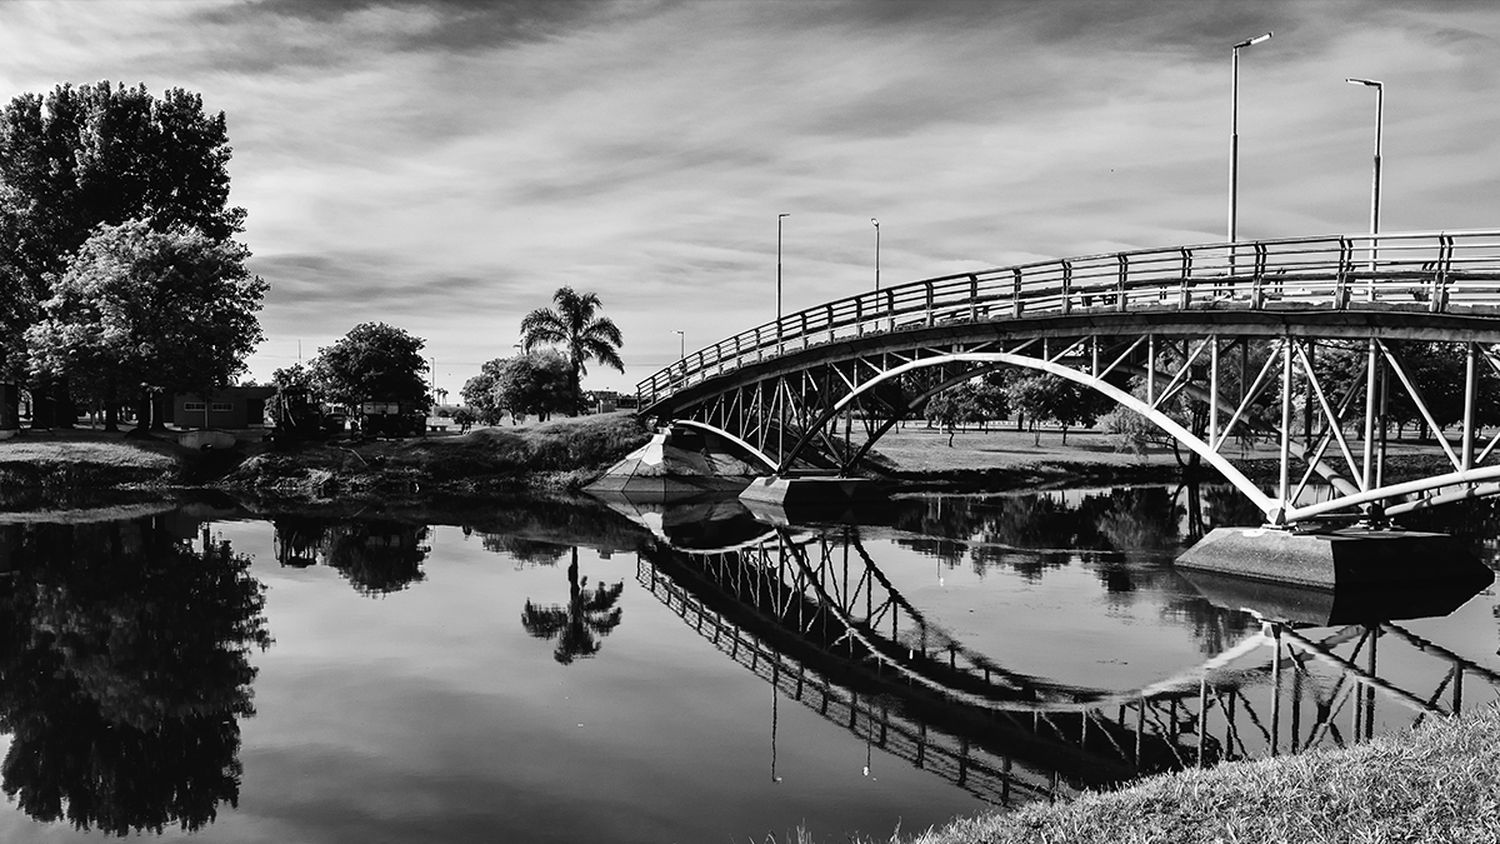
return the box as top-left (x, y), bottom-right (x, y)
top-left (222, 411), bottom-right (653, 497)
top-left (841, 705), bottom-right (1500, 844)
top-left (0, 430), bottom-right (188, 498)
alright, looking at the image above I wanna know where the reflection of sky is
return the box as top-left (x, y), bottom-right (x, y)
top-left (5, 2), bottom-right (1500, 394)
top-left (1, 516), bottom-right (1496, 841)
top-left (0, 522), bottom-right (987, 843)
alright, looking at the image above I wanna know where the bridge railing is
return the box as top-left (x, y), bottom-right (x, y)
top-left (639, 230), bottom-right (1500, 408)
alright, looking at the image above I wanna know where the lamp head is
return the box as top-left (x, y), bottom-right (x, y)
top-left (871, 217), bottom-right (879, 228)
top-left (1234, 31), bottom-right (1272, 49)
top-left (778, 212), bottom-right (790, 219)
top-left (1346, 77), bottom-right (1383, 89)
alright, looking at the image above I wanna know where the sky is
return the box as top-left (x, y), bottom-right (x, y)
top-left (3, 0), bottom-right (1500, 397)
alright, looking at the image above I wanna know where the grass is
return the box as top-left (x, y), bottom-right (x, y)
top-left (823, 704), bottom-right (1500, 844)
top-left (0, 431), bottom-right (180, 471)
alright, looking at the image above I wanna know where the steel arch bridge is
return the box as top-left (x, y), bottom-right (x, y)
top-left (638, 230), bottom-right (1500, 524)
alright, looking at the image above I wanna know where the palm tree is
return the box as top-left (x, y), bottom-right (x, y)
top-left (518, 287), bottom-right (624, 411)
top-left (521, 547), bottom-right (624, 664)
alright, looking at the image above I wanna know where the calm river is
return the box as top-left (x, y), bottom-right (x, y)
top-left (0, 486), bottom-right (1496, 843)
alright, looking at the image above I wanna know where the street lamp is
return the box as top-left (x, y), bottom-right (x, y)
top-left (871, 218), bottom-right (880, 291)
top-left (777, 212), bottom-right (790, 319)
top-left (674, 329), bottom-right (684, 361)
top-left (1229, 31), bottom-right (1272, 248)
top-left (1345, 77), bottom-right (1384, 238)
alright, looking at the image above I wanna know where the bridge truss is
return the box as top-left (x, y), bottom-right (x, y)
top-left (638, 231), bottom-right (1500, 524)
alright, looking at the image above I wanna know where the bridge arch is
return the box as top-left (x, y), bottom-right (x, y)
top-left (779, 351), bottom-right (1278, 520)
top-left (669, 419), bottom-right (779, 474)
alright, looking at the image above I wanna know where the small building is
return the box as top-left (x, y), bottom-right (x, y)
top-left (584, 390), bottom-right (620, 414)
top-left (173, 386), bottom-right (278, 429)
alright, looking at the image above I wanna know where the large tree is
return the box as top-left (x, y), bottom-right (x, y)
top-left (310, 322), bottom-right (430, 410)
top-left (519, 287), bottom-right (624, 410)
top-left (24, 220), bottom-right (266, 430)
top-left (0, 82), bottom-right (244, 388)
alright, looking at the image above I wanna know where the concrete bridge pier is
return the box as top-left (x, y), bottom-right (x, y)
top-left (1177, 526), bottom-right (1492, 594)
top-left (739, 475), bottom-right (884, 508)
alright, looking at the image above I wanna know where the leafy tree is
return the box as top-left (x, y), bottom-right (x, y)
top-left (1007, 372), bottom-right (1112, 445)
top-left (520, 548), bottom-right (624, 664)
top-left (23, 220), bottom-right (266, 430)
top-left (924, 382), bottom-right (981, 446)
top-left (491, 351), bottom-right (575, 422)
top-left (461, 358), bottom-right (508, 425)
top-left (0, 82), bottom-right (244, 409)
top-left (310, 322), bottom-right (430, 411)
top-left (519, 287), bottom-right (624, 410)
top-left (452, 406), bottom-right (476, 432)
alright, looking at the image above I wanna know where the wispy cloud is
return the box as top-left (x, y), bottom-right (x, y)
top-left (4, 0), bottom-right (1500, 392)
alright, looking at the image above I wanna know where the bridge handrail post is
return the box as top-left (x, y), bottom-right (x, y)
top-left (756, 325), bottom-right (765, 362)
top-left (1335, 237), bottom-right (1353, 309)
top-left (1178, 247), bottom-right (1192, 309)
top-left (926, 281), bottom-right (935, 327)
top-left (856, 297), bottom-right (864, 336)
top-left (887, 288), bottom-right (896, 332)
top-left (1116, 253), bottom-right (1128, 312)
top-left (969, 274), bottom-right (979, 322)
top-left (1431, 233), bottom-right (1455, 313)
top-left (801, 312), bottom-right (809, 350)
top-left (1060, 260), bottom-right (1072, 315)
top-left (827, 304), bottom-right (835, 342)
top-left (1012, 268), bottom-right (1023, 317)
top-left (1256, 242), bottom-right (1270, 297)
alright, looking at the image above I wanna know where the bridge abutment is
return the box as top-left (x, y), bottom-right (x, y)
top-left (739, 476), bottom-right (884, 508)
top-left (1177, 526), bottom-right (1492, 595)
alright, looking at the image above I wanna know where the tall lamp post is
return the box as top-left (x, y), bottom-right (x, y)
top-left (871, 218), bottom-right (880, 291)
top-left (1345, 78), bottom-right (1384, 240)
top-left (776, 212), bottom-right (790, 319)
top-left (1229, 31), bottom-right (1272, 250)
top-left (674, 329), bottom-right (684, 361)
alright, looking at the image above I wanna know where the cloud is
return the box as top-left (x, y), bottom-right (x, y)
top-left (6, 0), bottom-right (1500, 393)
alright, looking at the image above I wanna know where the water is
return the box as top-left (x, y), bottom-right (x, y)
top-left (0, 486), bottom-right (1495, 842)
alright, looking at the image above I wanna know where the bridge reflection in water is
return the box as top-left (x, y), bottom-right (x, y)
top-left (627, 509), bottom-right (1498, 808)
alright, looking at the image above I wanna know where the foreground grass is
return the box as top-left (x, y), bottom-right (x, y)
top-left (828, 705), bottom-right (1499, 844)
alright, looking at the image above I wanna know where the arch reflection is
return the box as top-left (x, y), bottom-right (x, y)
top-left (634, 488), bottom-right (1497, 807)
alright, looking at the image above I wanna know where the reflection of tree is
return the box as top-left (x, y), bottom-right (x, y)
top-left (521, 547), bottom-right (623, 664)
top-left (322, 521), bottom-right (430, 596)
top-left (479, 534), bottom-right (569, 566)
top-left (0, 518), bottom-right (270, 835)
top-left (272, 516), bottom-right (325, 568)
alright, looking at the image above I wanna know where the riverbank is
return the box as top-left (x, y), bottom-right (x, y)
top-left (862, 703), bottom-right (1499, 844)
top-left (0, 412), bottom-right (655, 503)
top-left (0, 415), bottom-right (1462, 503)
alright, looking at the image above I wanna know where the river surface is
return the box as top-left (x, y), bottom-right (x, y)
top-left (0, 485), bottom-right (1496, 843)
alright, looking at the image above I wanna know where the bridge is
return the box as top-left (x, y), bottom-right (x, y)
top-left (634, 525), bottom-right (1500, 807)
top-left (636, 230), bottom-right (1500, 525)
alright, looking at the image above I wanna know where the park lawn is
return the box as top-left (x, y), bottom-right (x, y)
top-left (842, 705), bottom-right (1500, 844)
top-left (0, 431), bottom-right (181, 471)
